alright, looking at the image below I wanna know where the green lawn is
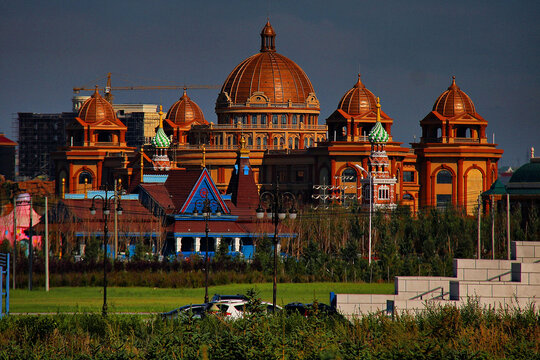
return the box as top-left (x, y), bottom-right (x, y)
top-left (9, 282), bottom-right (394, 313)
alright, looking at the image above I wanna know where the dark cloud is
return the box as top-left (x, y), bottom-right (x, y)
top-left (1, 0), bottom-right (538, 166)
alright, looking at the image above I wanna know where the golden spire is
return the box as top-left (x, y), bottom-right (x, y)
top-left (239, 135), bottom-right (249, 156)
top-left (201, 144), bottom-right (206, 168)
top-left (140, 147), bottom-right (144, 183)
top-left (158, 105), bottom-right (164, 128)
top-left (61, 178), bottom-right (65, 199)
top-left (376, 97), bottom-right (381, 123)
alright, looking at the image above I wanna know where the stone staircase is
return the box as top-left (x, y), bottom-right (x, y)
top-left (335, 241), bottom-right (540, 317)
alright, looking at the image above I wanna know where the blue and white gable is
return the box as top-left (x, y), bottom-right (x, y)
top-left (179, 168), bottom-right (230, 214)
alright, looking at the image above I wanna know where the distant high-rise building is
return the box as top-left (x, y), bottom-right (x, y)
top-left (0, 133), bottom-right (17, 180)
top-left (17, 112), bottom-right (74, 180)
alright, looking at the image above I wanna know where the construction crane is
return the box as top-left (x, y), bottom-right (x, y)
top-left (73, 73), bottom-right (221, 103)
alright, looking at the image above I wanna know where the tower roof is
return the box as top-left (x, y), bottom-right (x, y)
top-left (368, 98), bottom-right (389, 143)
top-left (218, 21), bottom-right (317, 107)
top-left (433, 76), bottom-right (476, 117)
top-left (78, 86), bottom-right (117, 123)
top-left (166, 89), bottom-right (207, 126)
top-left (337, 74), bottom-right (378, 115)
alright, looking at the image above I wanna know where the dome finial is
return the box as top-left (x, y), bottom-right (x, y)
top-left (449, 75), bottom-right (458, 90)
top-left (355, 73), bottom-right (364, 88)
top-left (158, 105), bottom-right (164, 128)
top-left (376, 96), bottom-right (381, 123)
top-left (260, 20), bottom-right (276, 52)
top-left (93, 85), bottom-right (99, 96)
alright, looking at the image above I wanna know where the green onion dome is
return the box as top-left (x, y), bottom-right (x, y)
top-left (152, 106), bottom-right (171, 148)
top-left (368, 97), bottom-right (389, 144)
top-left (368, 121), bottom-right (389, 144)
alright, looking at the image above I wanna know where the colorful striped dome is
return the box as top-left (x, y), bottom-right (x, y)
top-left (368, 121), bottom-right (389, 143)
top-left (152, 127), bottom-right (170, 148)
top-left (152, 106), bottom-right (171, 148)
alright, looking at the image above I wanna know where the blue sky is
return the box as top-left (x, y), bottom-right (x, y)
top-left (1, 0), bottom-right (538, 167)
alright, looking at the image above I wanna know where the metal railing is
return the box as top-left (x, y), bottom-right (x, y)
top-left (409, 286), bottom-right (444, 300)
top-left (487, 270), bottom-right (511, 282)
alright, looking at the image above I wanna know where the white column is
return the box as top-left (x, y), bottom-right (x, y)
top-left (215, 237), bottom-right (221, 251)
top-left (234, 238), bottom-right (241, 252)
top-left (276, 242), bottom-right (281, 253)
top-left (176, 237), bottom-right (182, 254)
top-left (195, 237), bottom-right (201, 252)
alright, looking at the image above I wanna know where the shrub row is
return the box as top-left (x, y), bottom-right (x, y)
top-left (0, 300), bottom-right (537, 359)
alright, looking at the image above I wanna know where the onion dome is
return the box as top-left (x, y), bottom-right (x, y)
top-left (368, 121), bottom-right (389, 143)
top-left (219, 21), bottom-right (316, 106)
top-left (337, 74), bottom-right (377, 115)
top-left (433, 76), bottom-right (476, 117)
top-left (152, 106), bottom-right (171, 148)
top-left (166, 89), bottom-right (207, 125)
top-left (368, 97), bottom-right (389, 143)
top-left (78, 86), bottom-right (116, 123)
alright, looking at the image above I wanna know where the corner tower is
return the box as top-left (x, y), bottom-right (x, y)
top-left (413, 77), bottom-right (503, 213)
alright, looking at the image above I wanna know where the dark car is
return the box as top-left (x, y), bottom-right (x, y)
top-left (284, 302), bottom-right (343, 319)
top-left (160, 304), bottom-right (207, 320)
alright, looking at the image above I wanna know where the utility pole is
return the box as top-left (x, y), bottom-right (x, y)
top-left (477, 195), bottom-right (481, 260)
top-left (45, 197), bottom-right (49, 292)
top-left (12, 197), bottom-right (16, 290)
top-left (114, 179), bottom-right (118, 260)
top-left (506, 193), bottom-right (511, 260)
top-left (491, 195), bottom-right (495, 260)
top-left (28, 197), bottom-right (33, 291)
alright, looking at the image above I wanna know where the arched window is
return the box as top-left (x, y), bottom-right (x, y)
top-left (248, 136), bottom-right (253, 146)
top-left (263, 137), bottom-right (268, 146)
top-left (272, 114), bottom-right (278, 125)
top-left (294, 137), bottom-right (299, 149)
top-left (273, 137), bottom-right (278, 147)
top-left (437, 170), bottom-right (452, 184)
top-left (79, 171), bottom-right (93, 184)
top-left (252, 115), bottom-right (257, 125)
top-left (403, 194), bottom-right (414, 200)
top-left (288, 138), bottom-right (293, 148)
top-left (257, 137), bottom-right (261, 147)
top-left (281, 115), bottom-right (287, 125)
top-left (292, 114), bottom-right (297, 125)
top-left (261, 114), bottom-right (267, 125)
top-left (342, 168), bottom-right (357, 182)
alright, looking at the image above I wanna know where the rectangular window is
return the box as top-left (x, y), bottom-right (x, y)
top-left (403, 171), bottom-right (415, 182)
top-left (281, 115), bottom-right (287, 124)
top-left (436, 194), bottom-right (452, 208)
top-left (252, 115), bottom-right (257, 125)
top-left (272, 114), bottom-right (278, 124)
top-left (261, 114), bottom-right (267, 124)
top-left (292, 114), bottom-right (297, 124)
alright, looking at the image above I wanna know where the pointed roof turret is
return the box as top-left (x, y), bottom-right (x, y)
top-left (368, 97), bottom-right (389, 143)
top-left (226, 136), bottom-right (259, 209)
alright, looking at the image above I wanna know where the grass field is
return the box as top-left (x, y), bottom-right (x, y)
top-left (9, 282), bottom-right (394, 313)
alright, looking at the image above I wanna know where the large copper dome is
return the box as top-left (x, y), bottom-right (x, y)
top-left (219, 21), bottom-right (316, 106)
top-left (337, 74), bottom-right (377, 115)
top-left (78, 86), bottom-right (117, 123)
top-left (166, 89), bottom-right (207, 126)
top-left (433, 76), bottom-right (476, 117)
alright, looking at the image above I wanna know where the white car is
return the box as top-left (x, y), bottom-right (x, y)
top-left (207, 299), bottom-right (281, 319)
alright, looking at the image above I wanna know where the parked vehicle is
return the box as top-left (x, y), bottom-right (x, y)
top-left (210, 294), bottom-right (249, 302)
top-left (207, 299), bottom-right (281, 319)
top-left (160, 304), bottom-right (207, 320)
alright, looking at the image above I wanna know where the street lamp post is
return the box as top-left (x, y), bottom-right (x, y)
top-left (256, 182), bottom-right (297, 311)
top-left (193, 197), bottom-right (221, 303)
top-left (90, 189), bottom-right (122, 316)
top-left (355, 165), bottom-right (373, 265)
